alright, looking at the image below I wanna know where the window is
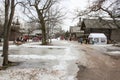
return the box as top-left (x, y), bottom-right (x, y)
top-left (94, 38), bottom-right (99, 43)
top-left (101, 38), bottom-right (106, 43)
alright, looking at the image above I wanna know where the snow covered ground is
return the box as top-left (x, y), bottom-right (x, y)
top-left (0, 39), bottom-right (81, 80)
top-left (90, 44), bottom-right (120, 56)
top-left (0, 39), bottom-right (120, 80)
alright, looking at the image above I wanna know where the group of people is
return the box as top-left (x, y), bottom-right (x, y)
top-left (78, 37), bottom-right (90, 44)
top-left (15, 35), bottom-right (43, 45)
top-left (15, 36), bottom-right (29, 45)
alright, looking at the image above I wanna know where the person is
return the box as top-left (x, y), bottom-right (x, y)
top-left (16, 37), bottom-right (21, 42)
top-left (0, 38), bottom-right (1, 42)
top-left (69, 37), bottom-right (71, 41)
top-left (79, 37), bottom-right (83, 44)
top-left (15, 36), bottom-right (22, 45)
top-left (23, 36), bottom-right (28, 42)
top-left (92, 39), bottom-right (94, 44)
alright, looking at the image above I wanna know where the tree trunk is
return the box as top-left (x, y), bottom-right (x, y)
top-left (3, 31), bottom-right (9, 66)
top-left (3, 0), bottom-right (15, 66)
top-left (41, 20), bottom-right (47, 45)
top-left (35, 6), bottom-right (47, 45)
top-left (2, 0), bottom-right (10, 66)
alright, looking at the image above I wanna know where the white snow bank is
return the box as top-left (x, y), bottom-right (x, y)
top-left (0, 45), bottom-right (18, 50)
top-left (21, 44), bottom-right (67, 49)
top-left (8, 55), bottom-right (76, 60)
top-left (51, 39), bottom-right (59, 41)
top-left (106, 51), bottom-right (120, 55)
top-left (93, 44), bottom-right (113, 47)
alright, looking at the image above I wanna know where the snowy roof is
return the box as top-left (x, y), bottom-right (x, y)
top-left (82, 19), bottom-right (120, 29)
top-left (88, 33), bottom-right (107, 38)
top-left (30, 30), bottom-right (42, 35)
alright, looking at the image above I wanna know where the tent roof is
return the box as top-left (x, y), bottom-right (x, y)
top-left (88, 33), bottom-right (107, 38)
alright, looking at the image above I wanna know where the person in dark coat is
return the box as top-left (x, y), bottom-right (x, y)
top-left (79, 37), bottom-right (83, 44)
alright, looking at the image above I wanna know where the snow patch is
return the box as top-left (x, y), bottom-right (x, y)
top-left (106, 51), bottom-right (120, 55)
top-left (8, 54), bottom-right (76, 61)
top-left (93, 44), bottom-right (113, 47)
top-left (21, 44), bottom-right (67, 49)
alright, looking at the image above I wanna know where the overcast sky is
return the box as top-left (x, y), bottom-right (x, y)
top-left (15, 0), bottom-right (90, 31)
top-left (59, 0), bottom-right (89, 31)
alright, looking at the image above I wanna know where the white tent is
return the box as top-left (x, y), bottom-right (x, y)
top-left (88, 33), bottom-right (107, 44)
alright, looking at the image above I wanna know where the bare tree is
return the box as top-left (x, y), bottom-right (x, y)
top-left (46, 6), bottom-right (65, 42)
top-left (21, 0), bottom-right (64, 45)
top-left (77, 0), bottom-right (120, 28)
top-left (90, 0), bottom-right (120, 28)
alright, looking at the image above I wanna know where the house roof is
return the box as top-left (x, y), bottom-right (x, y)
top-left (30, 30), bottom-right (42, 35)
top-left (70, 26), bottom-right (81, 33)
top-left (82, 19), bottom-right (120, 29)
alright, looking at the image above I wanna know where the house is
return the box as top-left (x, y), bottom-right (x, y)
top-left (0, 18), bottom-right (22, 41)
top-left (30, 30), bottom-right (42, 36)
top-left (70, 26), bottom-right (84, 40)
top-left (10, 18), bottom-right (21, 41)
top-left (80, 18), bottom-right (120, 42)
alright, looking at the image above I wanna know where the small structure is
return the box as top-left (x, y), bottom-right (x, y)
top-left (80, 18), bottom-right (120, 42)
top-left (88, 33), bottom-right (107, 44)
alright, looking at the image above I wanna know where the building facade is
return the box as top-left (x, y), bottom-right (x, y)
top-left (80, 18), bottom-right (120, 42)
top-left (10, 18), bottom-right (21, 41)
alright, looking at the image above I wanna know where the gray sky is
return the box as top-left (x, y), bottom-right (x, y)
top-left (15, 0), bottom-right (90, 31)
top-left (60, 0), bottom-right (89, 31)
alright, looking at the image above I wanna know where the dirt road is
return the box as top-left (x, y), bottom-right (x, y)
top-left (76, 43), bottom-right (120, 80)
